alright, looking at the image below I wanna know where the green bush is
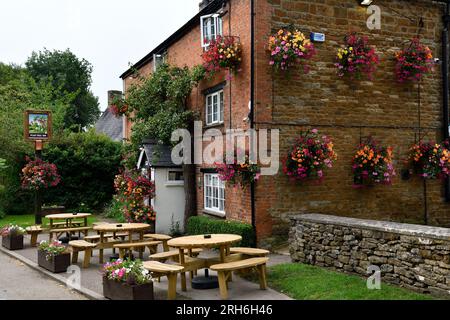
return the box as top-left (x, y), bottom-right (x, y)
top-left (41, 130), bottom-right (122, 212)
top-left (186, 216), bottom-right (255, 247)
top-left (103, 197), bottom-right (126, 223)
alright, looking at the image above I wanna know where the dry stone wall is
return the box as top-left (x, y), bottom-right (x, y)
top-left (290, 214), bottom-right (450, 297)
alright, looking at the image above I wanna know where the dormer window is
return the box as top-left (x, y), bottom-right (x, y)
top-left (200, 14), bottom-right (223, 48)
top-left (153, 53), bottom-right (167, 72)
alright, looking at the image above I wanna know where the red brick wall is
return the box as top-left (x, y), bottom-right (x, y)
top-left (123, 0), bottom-right (253, 224)
top-left (254, 0), bottom-right (448, 247)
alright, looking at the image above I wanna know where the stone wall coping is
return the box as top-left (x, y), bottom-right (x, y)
top-left (291, 214), bottom-right (450, 241)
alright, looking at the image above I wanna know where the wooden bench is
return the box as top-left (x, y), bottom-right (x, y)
top-left (143, 261), bottom-right (184, 300)
top-left (229, 247), bottom-right (270, 257)
top-left (69, 240), bottom-right (98, 268)
top-left (210, 257), bottom-right (269, 300)
top-left (143, 234), bottom-right (172, 251)
top-left (113, 241), bottom-right (162, 259)
top-left (49, 226), bottom-right (92, 241)
top-left (26, 226), bottom-right (44, 247)
top-left (149, 249), bottom-right (203, 263)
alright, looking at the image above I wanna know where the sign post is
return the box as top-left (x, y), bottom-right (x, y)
top-left (24, 111), bottom-right (52, 225)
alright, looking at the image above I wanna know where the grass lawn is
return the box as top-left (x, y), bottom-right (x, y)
top-left (255, 263), bottom-right (434, 300)
top-left (0, 214), bottom-right (98, 228)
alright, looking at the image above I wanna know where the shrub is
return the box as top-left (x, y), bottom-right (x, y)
top-left (103, 198), bottom-right (126, 223)
top-left (41, 130), bottom-right (122, 212)
top-left (186, 216), bottom-right (255, 247)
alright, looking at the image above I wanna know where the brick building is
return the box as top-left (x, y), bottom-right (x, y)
top-left (120, 0), bottom-right (450, 247)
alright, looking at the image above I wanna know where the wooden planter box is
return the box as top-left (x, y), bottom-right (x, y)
top-left (2, 235), bottom-right (24, 250)
top-left (103, 277), bottom-right (154, 300)
top-left (38, 250), bottom-right (71, 273)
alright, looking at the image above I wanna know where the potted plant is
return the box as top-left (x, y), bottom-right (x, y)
top-left (1, 225), bottom-right (25, 250)
top-left (214, 153), bottom-right (261, 188)
top-left (335, 33), bottom-right (379, 80)
top-left (37, 240), bottom-right (70, 273)
top-left (268, 28), bottom-right (316, 72)
top-left (352, 138), bottom-right (396, 188)
top-left (282, 129), bottom-right (337, 182)
top-left (395, 38), bottom-right (434, 83)
top-left (102, 259), bottom-right (154, 300)
top-left (202, 35), bottom-right (242, 77)
top-left (407, 141), bottom-right (450, 179)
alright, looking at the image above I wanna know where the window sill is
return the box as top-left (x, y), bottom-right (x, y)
top-left (204, 123), bottom-right (224, 130)
top-left (165, 182), bottom-right (184, 187)
top-left (202, 209), bottom-right (226, 218)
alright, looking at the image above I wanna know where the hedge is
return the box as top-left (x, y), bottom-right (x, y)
top-left (186, 216), bottom-right (255, 247)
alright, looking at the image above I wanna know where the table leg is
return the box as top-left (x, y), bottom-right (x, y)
top-left (179, 248), bottom-right (187, 292)
top-left (219, 246), bottom-right (226, 262)
top-left (99, 232), bottom-right (104, 264)
top-left (139, 231), bottom-right (144, 259)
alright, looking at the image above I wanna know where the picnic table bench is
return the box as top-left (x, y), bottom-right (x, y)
top-left (49, 226), bottom-right (92, 241)
top-left (143, 261), bottom-right (184, 300)
top-left (113, 241), bottom-right (162, 259)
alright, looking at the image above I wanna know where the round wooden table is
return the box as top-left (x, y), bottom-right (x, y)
top-left (93, 223), bottom-right (150, 263)
top-left (168, 234), bottom-right (242, 291)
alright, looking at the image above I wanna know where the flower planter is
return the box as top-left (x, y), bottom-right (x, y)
top-left (38, 250), bottom-right (71, 273)
top-left (102, 277), bottom-right (154, 300)
top-left (2, 235), bottom-right (24, 250)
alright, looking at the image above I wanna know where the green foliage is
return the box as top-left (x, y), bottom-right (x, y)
top-left (125, 64), bottom-right (204, 148)
top-left (186, 216), bottom-right (255, 247)
top-left (169, 214), bottom-right (183, 237)
top-left (42, 130), bottom-right (122, 212)
top-left (26, 49), bottom-right (100, 129)
top-left (103, 198), bottom-right (127, 223)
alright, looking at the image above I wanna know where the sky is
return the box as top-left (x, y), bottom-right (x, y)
top-left (0, 0), bottom-right (200, 111)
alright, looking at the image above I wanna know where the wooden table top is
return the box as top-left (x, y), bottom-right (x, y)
top-left (93, 223), bottom-right (150, 233)
top-left (45, 213), bottom-right (91, 220)
top-left (167, 234), bottom-right (242, 249)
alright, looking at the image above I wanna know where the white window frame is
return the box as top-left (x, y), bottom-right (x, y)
top-left (166, 169), bottom-right (184, 187)
top-left (200, 14), bottom-right (223, 49)
top-left (205, 90), bottom-right (224, 126)
top-left (204, 173), bottom-right (225, 216)
top-left (153, 53), bottom-right (166, 72)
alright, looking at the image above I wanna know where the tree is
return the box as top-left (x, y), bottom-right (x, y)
top-left (26, 49), bottom-right (100, 130)
top-left (124, 64), bottom-right (205, 228)
top-left (0, 62), bottom-right (71, 215)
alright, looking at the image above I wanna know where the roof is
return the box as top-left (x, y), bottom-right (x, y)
top-left (120, 0), bottom-right (224, 79)
top-left (94, 108), bottom-right (123, 142)
top-left (142, 140), bottom-right (181, 168)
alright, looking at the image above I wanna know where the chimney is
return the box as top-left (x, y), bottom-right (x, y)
top-left (199, 0), bottom-right (213, 11)
top-left (107, 90), bottom-right (123, 107)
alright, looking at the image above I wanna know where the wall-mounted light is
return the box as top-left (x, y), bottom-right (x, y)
top-left (360, 0), bottom-right (373, 5)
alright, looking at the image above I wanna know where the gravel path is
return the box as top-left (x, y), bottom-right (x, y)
top-left (0, 250), bottom-right (87, 300)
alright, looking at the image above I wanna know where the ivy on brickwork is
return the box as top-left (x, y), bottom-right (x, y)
top-left (121, 64), bottom-right (205, 168)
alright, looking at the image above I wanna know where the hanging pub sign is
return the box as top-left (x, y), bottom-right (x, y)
top-left (24, 110), bottom-right (52, 141)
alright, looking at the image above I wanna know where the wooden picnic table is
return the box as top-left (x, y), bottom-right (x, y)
top-left (46, 213), bottom-right (91, 228)
top-left (46, 213), bottom-right (91, 241)
top-left (93, 223), bottom-right (150, 264)
top-left (167, 234), bottom-right (242, 291)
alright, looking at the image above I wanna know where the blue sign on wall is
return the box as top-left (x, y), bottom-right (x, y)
top-left (310, 32), bottom-right (325, 43)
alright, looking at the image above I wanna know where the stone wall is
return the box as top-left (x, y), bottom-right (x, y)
top-left (290, 214), bottom-right (450, 297)
top-left (255, 0), bottom-right (450, 247)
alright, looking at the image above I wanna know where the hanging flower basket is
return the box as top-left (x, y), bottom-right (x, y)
top-left (407, 141), bottom-right (450, 179)
top-left (268, 28), bottom-right (316, 72)
top-left (395, 38), bottom-right (434, 83)
top-left (282, 129), bottom-right (337, 182)
top-left (21, 157), bottom-right (61, 191)
top-left (335, 33), bottom-right (379, 80)
top-left (110, 97), bottom-right (129, 117)
top-left (352, 138), bottom-right (396, 188)
top-left (214, 154), bottom-right (260, 188)
top-left (201, 36), bottom-right (242, 75)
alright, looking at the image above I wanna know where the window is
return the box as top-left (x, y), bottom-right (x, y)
top-left (153, 53), bottom-right (166, 72)
top-left (204, 173), bottom-right (225, 215)
top-left (200, 14), bottom-right (223, 48)
top-left (168, 170), bottom-right (184, 182)
top-left (206, 90), bottom-right (224, 125)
